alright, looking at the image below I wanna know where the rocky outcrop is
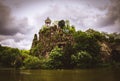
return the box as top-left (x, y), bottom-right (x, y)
top-left (30, 18), bottom-right (120, 62)
top-left (31, 34), bottom-right (38, 48)
top-left (99, 42), bottom-right (112, 62)
top-left (30, 20), bottom-right (74, 57)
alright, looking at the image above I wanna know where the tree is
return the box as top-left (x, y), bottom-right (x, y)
top-left (73, 31), bottom-right (101, 66)
top-left (58, 20), bottom-right (65, 29)
top-left (0, 47), bottom-right (21, 67)
top-left (46, 46), bottom-right (64, 69)
top-left (74, 31), bottom-right (101, 56)
top-left (86, 29), bottom-right (106, 41)
top-left (71, 51), bottom-right (93, 68)
top-left (62, 43), bottom-right (75, 68)
top-left (23, 56), bottom-right (41, 69)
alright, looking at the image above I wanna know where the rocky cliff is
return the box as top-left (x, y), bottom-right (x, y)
top-left (30, 20), bottom-right (75, 57)
top-left (30, 19), bottom-right (120, 63)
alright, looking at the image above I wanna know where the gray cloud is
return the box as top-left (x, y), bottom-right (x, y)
top-left (96, 0), bottom-right (120, 32)
top-left (0, 2), bottom-right (32, 35)
top-left (0, 1), bottom-right (34, 49)
top-left (0, 2), bottom-right (17, 35)
top-left (36, 0), bottom-right (107, 31)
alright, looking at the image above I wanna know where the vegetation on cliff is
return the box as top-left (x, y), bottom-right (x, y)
top-left (0, 19), bottom-right (120, 69)
top-left (30, 19), bottom-right (120, 69)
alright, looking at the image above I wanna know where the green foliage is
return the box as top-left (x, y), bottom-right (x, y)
top-left (49, 47), bottom-right (63, 59)
top-left (0, 46), bottom-right (41, 69)
top-left (0, 46), bottom-right (22, 67)
top-left (86, 29), bottom-right (106, 41)
top-left (62, 20), bottom-right (76, 34)
top-left (23, 56), bottom-right (41, 69)
top-left (108, 33), bottom-right (120, 63)
top-left (62, 43), bottom-right (75, 68)
top-left (71, 51), bottom-right (93, 68)
top-left (63, 26), bottom-right (76, 34)
top-left (45, 47), bottom-right (64, 69)
top-left (40, 25), bottom-right (48, 32)
top-left (69, 26), bottom-right (76, 33)
top-left (31, 21), bottom-right (120, 69)
top-left (111, 50), bottom-right (120, 62)
top-left (20, 50), bottom-right (30, 57)
top-left (74, 31), bottom-right (101, 56)
top-left (58, 20), bottom-right (65, 29)
top-left (1, 20), bottom-right (120, 69)
top-left (20, 50), bottom-right (41, 69)
top-left (30, 45), bottom-right (39, 56)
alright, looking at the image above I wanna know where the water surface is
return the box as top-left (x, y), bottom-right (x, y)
top-left (0, 68), bottom-right (120, 81)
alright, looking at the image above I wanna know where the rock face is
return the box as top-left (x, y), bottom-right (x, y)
top-left (99, 41), bottom-right (120, 62)
top-left (30, 19), bottom-right (74, 57)
top-left (99, 42), bottom-right (112, 62)
top-left (31, 34), bottom-right (38, 48)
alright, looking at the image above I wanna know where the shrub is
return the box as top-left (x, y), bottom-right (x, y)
top-left (45, 47), bottom-right (64, 69)
top-left (71, 51), bottom-right (93, 68)
top-left (23, 56), bottom-right (41, 69)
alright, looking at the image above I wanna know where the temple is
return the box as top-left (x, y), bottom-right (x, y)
top-left (45, 17), bottom-right (51, 26)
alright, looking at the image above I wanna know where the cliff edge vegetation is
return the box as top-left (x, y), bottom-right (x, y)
top-left (0, 18), bottom-right (120, 69)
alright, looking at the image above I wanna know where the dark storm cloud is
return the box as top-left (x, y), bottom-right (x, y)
top-left (0, 1), bottom-right (33, 49)
top-left (97, 0), bottom-right (120, 32)
top-left (0, 2), bottom-right (18, 35)
top-left (108, 0), bottom-right (120, 25)
top-left (0, 1), bottom-right (32, 35)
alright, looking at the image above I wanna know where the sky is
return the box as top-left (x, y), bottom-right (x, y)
top-left (0, 0), bottom-right (120, 49)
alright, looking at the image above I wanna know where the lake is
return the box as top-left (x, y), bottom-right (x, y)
top-left (0, 68), bottom-right (120, 81)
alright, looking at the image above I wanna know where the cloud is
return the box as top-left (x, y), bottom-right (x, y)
top-left (0, 0), bottom-right (119, 49)
top-left (36, 0), bottom-right (106, 31)
top-left (96, 0), bottom-right (120, 32)
top-left (0, 1), bottom-right (32, 35)
top-left (0, 2), bottom-right (16, 35)
top-left (0, 1), bottom-right (34, 49)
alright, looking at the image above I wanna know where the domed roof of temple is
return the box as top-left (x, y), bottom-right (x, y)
top-left (45, 17), bottom-right (51, 24)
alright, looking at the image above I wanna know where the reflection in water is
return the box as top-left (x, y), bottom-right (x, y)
top-left (0, 68), bottom-right (120, 81)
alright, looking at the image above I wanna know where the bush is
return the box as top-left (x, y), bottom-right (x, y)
top-left (23, 56), bottom-right (41, 69)
top-left (71, 51), bottom-right (93, 68)
top-left (0, 47), bottom-right (21, 67)
top-left (45, 47), bottom-right (64, 69)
